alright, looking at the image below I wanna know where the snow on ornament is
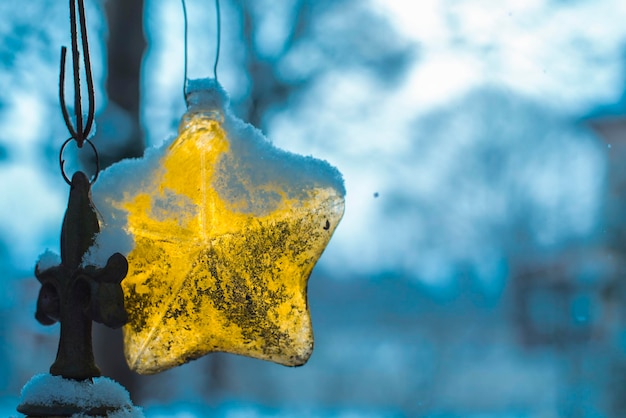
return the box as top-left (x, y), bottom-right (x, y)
top-left (89, 78), bottom-right (345, 374)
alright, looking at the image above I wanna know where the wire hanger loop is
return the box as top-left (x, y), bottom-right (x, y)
top-left (181, 0), bottom-right (222, 100)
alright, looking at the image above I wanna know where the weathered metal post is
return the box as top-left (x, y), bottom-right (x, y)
top-left (34, 172), bottom-right (128, 381)
top-left (18, 173), bottom-right (131, 416)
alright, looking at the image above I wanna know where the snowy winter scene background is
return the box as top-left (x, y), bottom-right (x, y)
top-left (2, 0), bottom-right (626, 416)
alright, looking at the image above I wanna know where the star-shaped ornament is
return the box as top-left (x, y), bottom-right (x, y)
top-left (90, 79), bottom-right (345, 374)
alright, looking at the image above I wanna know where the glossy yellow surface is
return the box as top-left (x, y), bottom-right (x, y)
top-left (120, 111), bottom-right (344, 374)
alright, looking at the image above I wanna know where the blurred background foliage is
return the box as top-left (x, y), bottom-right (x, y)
top-left (2, 0), bottom-right (626, 416)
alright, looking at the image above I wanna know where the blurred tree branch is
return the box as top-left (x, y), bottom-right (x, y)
top-left (96, 0), bottom-right (146, 168)
top-left (105, 1), bottom-right (145, 119)
top-left (234, 0), bottom-right (416, 130)
top-left (93, 0), bottom-right (146, 400)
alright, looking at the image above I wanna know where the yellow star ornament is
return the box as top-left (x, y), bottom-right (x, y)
top-left (90, 79), bottom-right (345, 374)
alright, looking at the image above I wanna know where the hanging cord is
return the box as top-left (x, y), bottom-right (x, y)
top-left (182, 0), bottom-right (221, 100)
top-left (59, 0), bottom-right (99, 185)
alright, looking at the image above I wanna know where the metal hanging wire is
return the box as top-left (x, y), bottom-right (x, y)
top-left (181, 0), bottom-right (222, 100)
top-left (59, 0), bottom-right (99, 185)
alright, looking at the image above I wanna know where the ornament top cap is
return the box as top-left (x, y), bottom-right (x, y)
top-left (185, 78), bottom-right (229, 114)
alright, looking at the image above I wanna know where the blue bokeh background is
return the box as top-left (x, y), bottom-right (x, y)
top-left (2, 0), bottom-right (626, 416)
